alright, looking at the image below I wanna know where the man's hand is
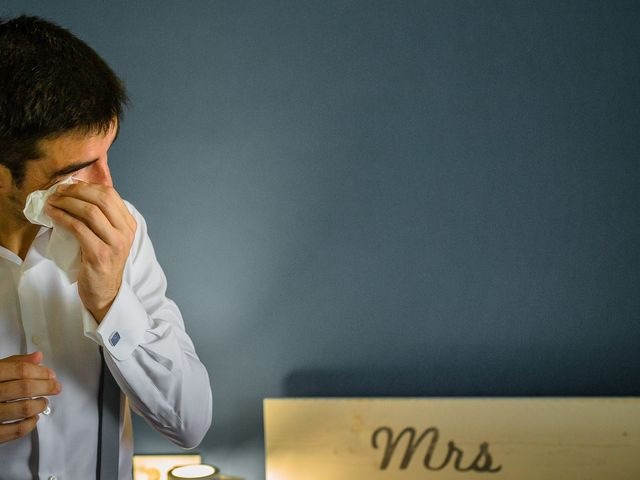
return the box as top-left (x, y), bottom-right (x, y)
top-left (45, 182), bottom-right (137, 322)
top-left (0, 352), bottom-right (60, 444)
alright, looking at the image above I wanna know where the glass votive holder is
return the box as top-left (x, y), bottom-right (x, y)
top-left (168, 464), bottom-right (219, 480)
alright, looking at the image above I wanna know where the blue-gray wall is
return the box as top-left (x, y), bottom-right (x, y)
top-left (3, 2), bottom-right (639, 478)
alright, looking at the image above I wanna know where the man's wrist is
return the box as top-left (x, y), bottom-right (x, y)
top-left (89, 302), bottom-right (113, 323)
top-left (86, 292), bottom-right (118, 323)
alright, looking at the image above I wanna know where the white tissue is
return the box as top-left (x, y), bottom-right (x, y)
top-left (23, 176), bottom-right (82, 283)
top-left (23, 175), bottom-right (78, 227)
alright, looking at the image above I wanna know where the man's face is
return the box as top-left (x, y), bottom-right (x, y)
top-left (4, 120), bottom-right (118, 224)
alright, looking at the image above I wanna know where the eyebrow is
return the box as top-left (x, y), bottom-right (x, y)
top-left (49, 158), bottom-right (99, 180)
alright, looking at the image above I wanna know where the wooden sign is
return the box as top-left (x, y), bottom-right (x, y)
top-left (264, 398), bottom-right (640, 479)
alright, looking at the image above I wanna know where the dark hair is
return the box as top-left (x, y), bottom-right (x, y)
top-left (0, 15), bottom-right (129, 187)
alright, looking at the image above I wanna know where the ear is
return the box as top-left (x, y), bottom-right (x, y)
top-left (0, 164), bottom-right (14, 194)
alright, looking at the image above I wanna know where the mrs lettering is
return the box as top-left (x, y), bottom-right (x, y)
top-left (372, 426), bottom-right (502, 473)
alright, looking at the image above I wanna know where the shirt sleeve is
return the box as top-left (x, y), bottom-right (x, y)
top-left (81, 200), bottom-right (213, 449)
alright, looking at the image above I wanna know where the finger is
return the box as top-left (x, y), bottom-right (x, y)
top-left (2, 351), bottom-right (43, 365)
top-left (0, 379), bottom-right (62, 402)
top-left (0, 415), bottom-right (38, 444)
top-left (0, 397), bottom-right (48, 422)
top-left (44, 202), bottom-right (105, 253)
top-left (0, 361), bottom-right (55, 383)
top-left (46, 195), bottom-right (120, 246)
top-left (56, 182), bottom-right (134, 233)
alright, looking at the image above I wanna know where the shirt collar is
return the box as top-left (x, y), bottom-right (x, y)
top-left (0, 226), bottom-right (50, 266)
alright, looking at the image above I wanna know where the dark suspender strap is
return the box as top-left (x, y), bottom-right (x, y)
top-left (97, 347), bottom-right (120, 480)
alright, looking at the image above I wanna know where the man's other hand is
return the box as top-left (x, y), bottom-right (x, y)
top-left (44, 182), bottom-right (137, 323)
top-left (0, 351), bottom-right (61, 444)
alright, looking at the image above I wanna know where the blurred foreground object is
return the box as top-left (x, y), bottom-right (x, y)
top-left (264, 398), bottom-right (640, 480)
top-left (133, 455), bottom-right (201, 480)
top-left (168, 464), bottom-right (218, 479)
top-left (166, 463), bottom-right (245, 480)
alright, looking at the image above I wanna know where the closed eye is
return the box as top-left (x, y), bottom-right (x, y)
top-left (48, 158), bottom-right (99, 182)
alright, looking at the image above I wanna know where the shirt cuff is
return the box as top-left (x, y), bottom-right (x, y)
top-left (81, 281), bottom-right (152, 361)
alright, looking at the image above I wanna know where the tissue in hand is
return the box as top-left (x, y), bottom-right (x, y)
top-left (23, 175), bottom-right (81, 227)
top-left (23, 176), bottom-right (82, 282)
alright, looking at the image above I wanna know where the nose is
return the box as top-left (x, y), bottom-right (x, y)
top-left (78, 159), bottom-right (113, 187)
top-left (94, 161), bottom-right (113, 187)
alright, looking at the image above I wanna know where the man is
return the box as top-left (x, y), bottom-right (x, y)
top-left (0, 15), bottom-right (213, 479)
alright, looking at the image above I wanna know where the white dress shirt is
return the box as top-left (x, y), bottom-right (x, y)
top-left (0, 200), bottom-right (213, 479)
